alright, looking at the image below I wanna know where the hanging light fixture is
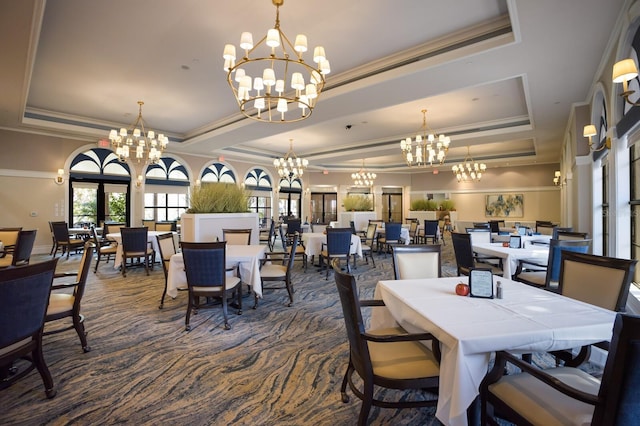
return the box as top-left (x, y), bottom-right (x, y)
top-left (400, 109), bottom-right (451, 167)
top-left (274, 139), bottom-right (309, 180)
top-left (107, 101), bottom-right (168, 164)
top-left (351, 159), bottom-right (377, 187)
top-left (452, 146), bottom-right (486, 182)
top-left (222, 0), bottom-right (329, 123)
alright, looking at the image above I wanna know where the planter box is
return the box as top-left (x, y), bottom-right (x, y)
top-left (180, 213), bottom-right (260, 244)
top-left (339, 212), bottom-right (377, 231)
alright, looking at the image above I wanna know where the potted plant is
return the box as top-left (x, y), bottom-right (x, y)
top-left (343, 194), bottom-right (373, 211)
top-left (182, 183), bottom-right (259, 243)
top-left (409, 199), bottom-right (439, 222)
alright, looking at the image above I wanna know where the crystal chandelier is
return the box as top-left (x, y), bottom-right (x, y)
top-left (400, 109), bottom-right (451, 167)
top-left (222, 0), bottom-right (329, 123)
top-left (452, 146), bottom-right (486, 182)
top-left (351, 159), bottom-right (377, 187)
top-left (274, 139), bottom-right (309, 180)
top-left (108, 101), bottom-right (168, 164)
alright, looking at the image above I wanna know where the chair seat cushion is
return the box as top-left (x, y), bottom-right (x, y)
top-left (124, 248), bottom-right (154, 257)
top-left (260, 264), bottom-right (287, 278)
top-left (489, 366), bottom-right (599, 426)
top-left (47, 293), bottom-right (74, 315)
top-left (100, 245), bottom-right (117, 254)
top-left (192, 276), bottom-right (241, 292)
top-left (515, 270), bottom-right (546, 285)
top-left (67, 238), bottom-right (84, 245)
top-left (320, 250), bottom-right (348, 258)
top-left (287, 246), bottom-right (305, 254)
top-left (0, 255), bottom-right (13, 267)
top-left (367, 327), bottom-right (440, 380)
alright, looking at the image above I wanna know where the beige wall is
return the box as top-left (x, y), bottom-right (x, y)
top-left (0, 128), bottom-right (561, 252)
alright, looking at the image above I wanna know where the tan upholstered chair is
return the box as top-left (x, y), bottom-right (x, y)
top-left (156, 232), bottom-right (177, 309)
top-left (91, 226), bottom-right (117, 272)
top-left (222, 228), bottom-right (252, 245)
top-left (333, 259), bottom-right (440, 425)
top-left (481, 314), bottom-right (640, 426)
top-left (0, 229), bottom-right (36, 268)
top-left (360, 222), bottom-right (378, 268)
top-left (51, 222), bottom-right (84, 259)
top-left (0, 227), bottom-right (22, 255)
top-left (45, 243), bottom-right (95, 353)
top-left (258, 233), bottom-right (298, 308)
top-left (392, 244), bottom-right (442, 279)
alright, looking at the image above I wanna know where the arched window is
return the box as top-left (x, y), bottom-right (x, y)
top-left (244, 168), bottom-right (273, 225)
top-left (143, 157), bottom-right (190, 222)
top-left (69, 148), bottom-right (131, 226)
top-left (201, 162), bottom-right (236, 183)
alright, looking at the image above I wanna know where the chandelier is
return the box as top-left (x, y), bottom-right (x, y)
top-left (400, 109), bottom-right (451, 167)
top-left (222, 0), bottom-right (329, 123)
top-left (274, 139), bottom-right (309, 180)
top-left (108, 101), bottom-right (168, 164)
top-left (452, 146), bottom-right (486, 182)
top-left (351, 160), bottom-right (377, 187)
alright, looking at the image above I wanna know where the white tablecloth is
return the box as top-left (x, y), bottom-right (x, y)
top-left (106, 231), bottom-right (178, 269)
top-left (300, 232), bottom-right (363, 258)
top-left (472, 242), bottom-right (549, 278)
top-left (371, 276), bottom-right (615, 426)
top-left (365, 227), bottom-right (411, 245)
top-left (491, 233), bottom-right (552, 247)
top-left (166, 244), bottom-right (266, 298)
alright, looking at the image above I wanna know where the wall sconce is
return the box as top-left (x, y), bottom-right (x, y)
top-left (613, 58), bottom-right (640, 106)
top-left (553, 170), bottom-right (561, 186)
top-left (135, 175), bottom-right (143, 189)
top-left (583, 125), bottom-right (611, 152)
top-left (54, 169), bottom-right (64, 185)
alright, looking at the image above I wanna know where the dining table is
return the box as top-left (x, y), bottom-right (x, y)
top-left (363, 225), bottom-right (411, 245)
top-left (472, 242), bottom-right (549, 278)
top-left (300, 232), bottom-right (363, 258)
top-left (165, 244), bottom-right (267, 298)
top-left (491, 233), bottom-right (552, 247)
top-left (106, 231), bottom-right (178, 269)
top-left (370, 276), bottom-right (616, 426)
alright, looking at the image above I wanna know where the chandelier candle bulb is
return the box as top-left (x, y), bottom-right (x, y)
top-left (222, 0), bottom-right (328, 123)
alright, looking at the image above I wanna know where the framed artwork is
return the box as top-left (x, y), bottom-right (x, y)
top-left (485, 193), bottom-right (524, 218)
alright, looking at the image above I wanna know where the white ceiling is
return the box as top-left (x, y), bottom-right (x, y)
top-left (0, 0), bottom-right (626, 174)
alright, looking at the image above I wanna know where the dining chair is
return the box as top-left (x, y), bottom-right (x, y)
top-left (552, 226), bottom-right (573, 239)
top-left (480, 313), bottom-right (640, 426)
top-left (0, 227), bottom-right (23, 255)
top-left (406, 220), bottom-right (419, 244)
top-left (222, 228), bottom-right (252, 245)
top-left (0, 259), bottom-right (58, 399)
top-left (257, 233), bottom-right (299, 308)
top-left (284, 218), bottom-right (302, 245)
top-left (360, 222), bottom-right (377, 268)
top-left (141, 219), bottom-right (156, 230)
top-left (278, 226), bottom-right (307, 271)
top-left (181, 241), bottom-right (242, 331)
top-left (155, 221), bottom-right (177, 232)
top-left (550, 251), bottom-right (637, 367)
top-left (392, 244), bottom-right (441, 279)
top-left (332, 259), bottom-right (440, 426)
top-left (451, 232), bottom-right (503, 276)
top-left (44, 242), bottom-right (95, 353)
top-left (310, 222), bottom-right (328, 234)
top-left (91, 226), bottom-right (117, 272)
top-left (0, 229), bottom-right (37, 267)
top-left (556, 230), bottom-right (589, 240)
top-left (156, 232), bottom-right (178, 309)
top-left (120, 227), bottom-right (155, 277)
top-left (467, 228), bottom-right (503, 270)
top-left (51, 221), bottom-right (84, 259)
top-left (421, 220), bottom-right (440, 245)
top-left (320, 227), bottom-right (352, 279)
top-left (259, 219), bottom-right (276, 251)
top-left (535, 221), bottom-right (556, 236)
top-left (377, 222), bottom-right (401, 256)
top-left (513, 238), bottom-right (592, 289)
top-left (48, 221), bottom-right (57, 255)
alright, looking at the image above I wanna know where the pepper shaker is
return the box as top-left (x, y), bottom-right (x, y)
top-left (496, 281), bottom-right (503, 299)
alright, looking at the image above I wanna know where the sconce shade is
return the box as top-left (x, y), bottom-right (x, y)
top-left (583, 124), bottom-right (597, 138)
top-left (613, 59), bottom-right (638, 83)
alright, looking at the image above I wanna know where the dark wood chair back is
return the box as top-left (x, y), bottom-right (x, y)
top-left (11, 229), bottom-right (37, 266)
top-left (451, 232), bottom-right (474, 276)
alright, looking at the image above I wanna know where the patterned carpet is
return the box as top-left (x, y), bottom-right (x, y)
top-left (2, 236), bottom-right (461, 426)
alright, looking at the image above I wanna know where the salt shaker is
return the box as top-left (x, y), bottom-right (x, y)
top-left (496, 281), bottom-right (503, 299)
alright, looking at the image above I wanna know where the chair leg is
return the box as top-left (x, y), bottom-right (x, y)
top-left (94, 254), bottom-right (100, 273)
top-left (236, 286), bottom-right (243, 315)
top-left (185, 295), bottom-right (193, 331)
top-left (159, 278), bottom-right (167, 309)
top-left (285, 278), bottom-right (293, 307)
top-left (341, 361), bottom-right (353, 403)
top-left (358, 381), bottom-right (374, 426)
top-left (73, 314), bottom-right (90, 353)
top-left (222, 292), bottom-right (231, 330)
top-left (33, 343), bottom-right (56, 399)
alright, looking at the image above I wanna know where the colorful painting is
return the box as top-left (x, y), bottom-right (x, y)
top-left (485, 194), bottom-right (524, 218)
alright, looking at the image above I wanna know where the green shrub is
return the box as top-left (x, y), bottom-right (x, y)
top-left (439, 200), bottom-right (456, 211)
top-left (187, 183), bottom-right (249, 213)
top-left (343, 195), bottom-right (373, 211)
top-left (410, 199), bottom-right (438, 211)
